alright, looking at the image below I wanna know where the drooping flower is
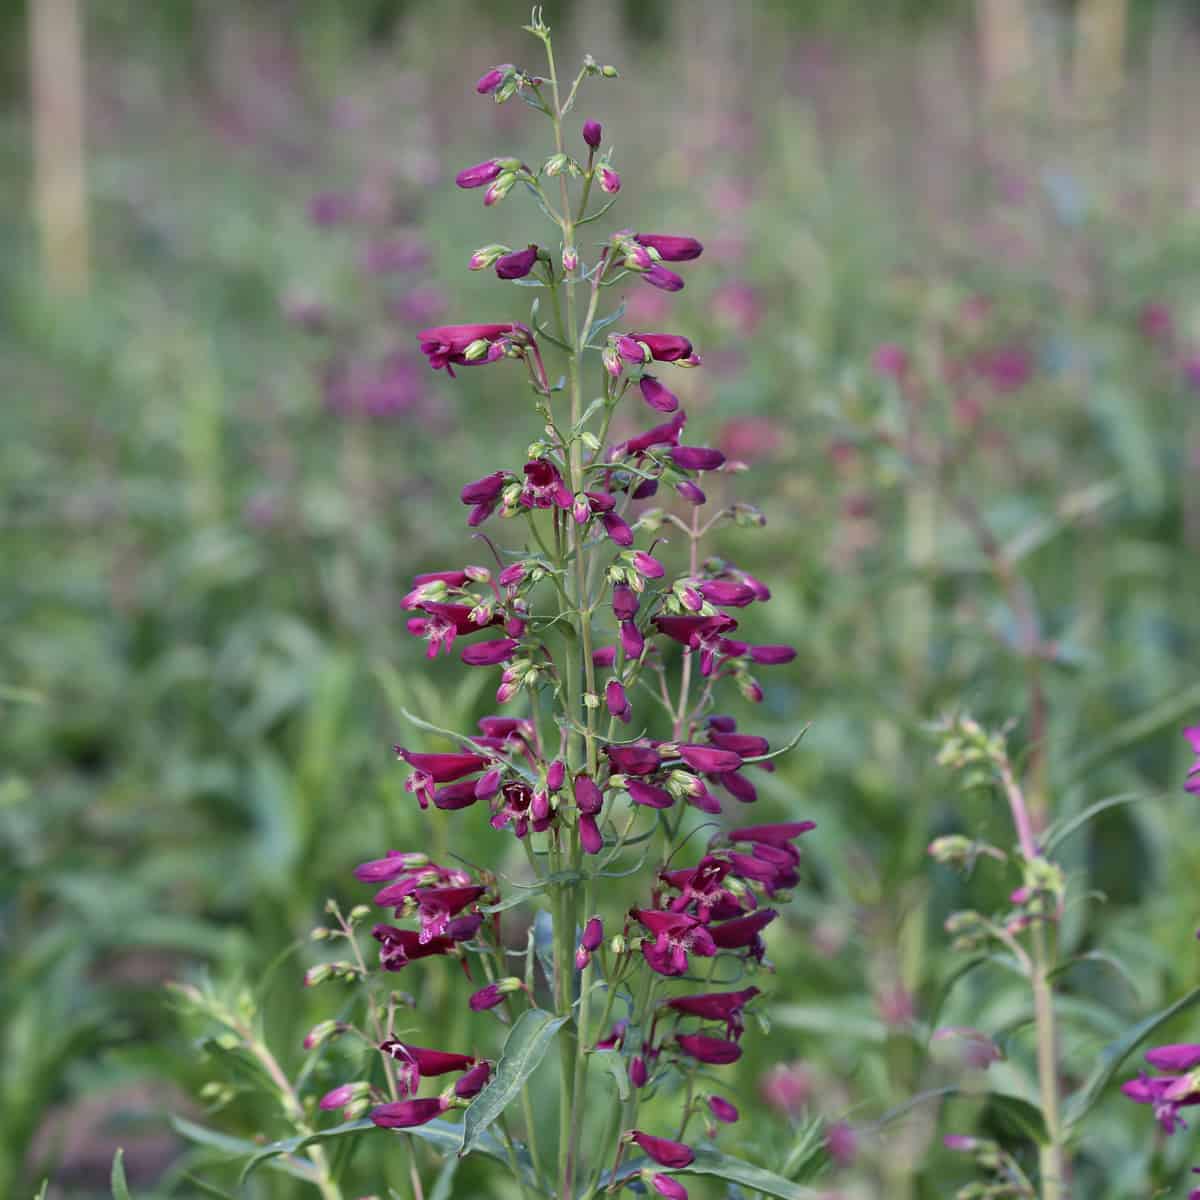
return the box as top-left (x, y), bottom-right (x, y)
top-left (605, 744), bottom-right (663, 776)
top-left (648, 1175), bottom-right (688, 1200)
top-left (630, 1131), bottom-right (695, 1169)
top-left (395, 749), bottom-right (489, 809)
top-left (643, 264), bottom-right (685, 292)
top-left (373, 924), bottom-right (455, 970)
top-left (456, 159), bottom-right (506, 189)
top-left (639, 375), bottom-right (679, 413)
top-left (370, 1097), bottom-right (450, 1129)
top-left (634, 234), bottom-right (704, 262)
top-left (636, 910), bottom-right (716, 976)
top-left (418, 324), bottom-right (515, 376)
top-left (455, 1060), bottom-right (493, 1098)
top-left (676, 1032), bottom-right (742, 1065)
top-left (708, 1095), bottom-right (739, 1123)
top-left (495, 245), bottom-right (540, 280)
top-left (664, 987), bottom-right (760, 1037)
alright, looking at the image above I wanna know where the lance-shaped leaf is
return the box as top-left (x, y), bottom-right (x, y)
top-left (241, 1119), bottom-right (375, 1183)
top-left (599, 1147), bottom-right (823, 1200)
top-left (110, 1150), bottom-right (132, 1200)
top-left (461, 1007), bottom-right (568, 1156)
top-left (1065, 985), bottom-right (1200, 1129)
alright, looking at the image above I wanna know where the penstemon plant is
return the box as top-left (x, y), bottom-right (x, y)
top-left (172, 13), bottom-right (816, 1200)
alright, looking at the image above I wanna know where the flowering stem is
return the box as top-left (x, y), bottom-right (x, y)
top-left (1031, 920), bottom-right (1065, 1200)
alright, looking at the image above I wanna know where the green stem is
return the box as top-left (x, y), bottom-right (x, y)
top-left (1031, 920), bottom-right (1066, 1200)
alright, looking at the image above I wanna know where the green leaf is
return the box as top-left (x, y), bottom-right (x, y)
top-left (110, 1151), bottom-right (132, 1200)
top-left (1045, 949), bottom-right (1141, 1002)
top-left (1041, 792), bottom-right (1149, 854)
top-left (429, 1152), bottom-right (460, 1200)
top-left (169, 1117), bottom-right (315, 1182)
top-left (1065, 985), bottom-right (1200, 1129)
top-left (623, 1148), bottom-right (822, 1200)
top-left (594, 1049), bottom-right (631, 1104)
top-left (241, 1119), bottom-right (375, 1183)
top-left (460, 1008), bottom-right (568, 1157)
top-left (985, 1092), bottom-right (1051, 1144)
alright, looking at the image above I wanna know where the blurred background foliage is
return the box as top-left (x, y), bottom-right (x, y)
top-left (4, 0), bottom-right (1200, 1197)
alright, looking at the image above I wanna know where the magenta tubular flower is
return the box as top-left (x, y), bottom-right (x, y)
top-left (469, 982), bottom-right (507, 1011)
top-left (592, 645), bottom-right (617, 668)
top-left (381, 1040), bottom-right (477, 1076)
top-left (708, 1095), bottom-right (739, 1123)
top-left (1147, 1045), bottom-right (1200, 1072)
top-left (583, 119), bottom-right (603, 149)
top-left (580, 813), bottom-right (603, 854)
top-left (1185, 726), bottom-right (1200, 794)
top-left (636, 909), bottom-right (716, 975)
top-left (407, 601), bottom-right (499, 658)
top-left (456, 159), bottom-right (505, 189)
top-left (353, 850), bottom-right (427, 883)
top-left (370, 1097), bottom-right (449, 1128)
top-left (669, 445), bottom-right (725, 472)
top-left (644, 263), bottom-right (685, 292)
top-left (476, 65), bottom-right (510, 94)
top-left (602, 511), bottom-right (635, 546)
top-left (612, 584), bottom-right (639, 620)
top-left (727, 821), bottom-right (816, 846)
top-left (373, 924), bottom-right (454, 970)
top-left (748, 644), bottom-right (796, 665)
top-left (607, 680), bottom-right (632, 723)
top-left (415, 885), bottom-right (486, 941)
top-left (665, 986), bottom-right (760, 1031)
top-left (496, 245), bottom-right (540, 280)
top-left (598, 166), bottom-right (621, 194)
top-left (649, 1175), bottom-right (688, 1200)
top-left (461, 637), bottom-right (519, 666)
top-left (418, 324), bottom-right (514, 375)
top-left (625, 410), bottom-right (687, 453)
top-left (433, 779), bottom-right (482, 810)
top-left (546, 759), bottom-right (566, 791)
top-left (631, 1131), bottom-right (695, 1169)
top-left (639, 375), bottom-right (679, 413)
top-left (708, 907), bottom-right (778, 949)
top-left (629, 1054), bottom-right (648, 1088)
top-left (581, 916), bottom-right (604, 951)
top-left (521, 459), bottom-right (573, 509)
top-left (397, 750), bottom-right (488, 782)
top-left (605, 744), bottom-right (662, 775)
top-left (708, 732), bottom-right (770, 757)
top-left (635, 234), bottom-right (704, 262)
top-left (319, 1084), bottom-right (357, 1111)
top-left (574, 772), bottom-right (604, 814)
top-left (676, 481), bottom-right (705, 505)
top-left (698, 580), bottom-right (756, 608)
top-left (620, 620), bottom-right (645, 659)
top-left (677, 1033), bottom-right (742, 1065)
top-left (627, 779), bottom-right (674, 809)
top-left (403, 570), bottom-right (470, 608)
top-left (455, 1060), bottom-right (493, 1098)
top-left (461, 471), bottom-right (507, 506)
top-left (629, 332), bottom-right (695, 362)
top-left (631, 550), bottom-right (666, 579)
top-left (677, 744), bottom-right (743, 774)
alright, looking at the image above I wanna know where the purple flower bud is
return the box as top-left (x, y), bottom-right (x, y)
top-left (598, 166), bottom-right (621, 194)
top-left (632, 477), bottom-right (659, 501)
top-left (644, 263), bottom-right (685, 292)
top-left (498, 562), bottom-right (526, 587)
top-left (826, 1122), bottom-right (858, 1167)
top-left (678, 744), bottom-right (743, 773)
top-left (581, 916), bottom-right (604, 952)
top-left (547, 759), bottom-right (566, 791)
top-left (495, 245), bottom-right (540, 280)
top-left (601, 511), bottom-right (635, 547)
top-left (455, 1060), bottom-right (493, 1098)
top-left (626, 779), bottom-right (674, 808)
top-left (613, 584), bottom-right (640, 620)
top-left (476, 65), bottom-right (510, 95)
top-left (943, 1134), bottom-right (979, 1152)
top-left (639, 375), bottom-right (679, 413)
top-left (469, 983), bottom-right (506, 1011)
top-left (574, 773), bottom-right (604, 814)
top-left (669, 445), bottom-right (726, 472)
top-left (583, 120), bottom-right (603, 149)
top-left (676, 1033), bottom-right (742, 1065)
top-left (580, 813), bottom-right (603, 854)
top-left (474, 768), bottom-right (502, 800)
top-left (592, 645), bottom-right (617, 667)
top-left (573, 495), bottom-right (592, 524)
top-left (632, 551), bottom-right (665, 579)
top-left (562, 247), bottom-right (579, 272)
top-left (630, 1054), bottom-right (648, 1088)
top-left (620, 620), bottom-right (645, 659)
top-left (606, 680), bottom-right (632, 723)
top-left (456, 159), bottom-right (504, 189)
top-left (708, 1095), bottom-right (739, 1123)
top-left (676, 480), bottom-right (706, 505)
top-left (319, 1084), bottom-right (357, 1111)
top-left (649, 1174), bottom-right (688, 1200)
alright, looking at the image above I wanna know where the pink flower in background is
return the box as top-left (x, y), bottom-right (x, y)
top-left (1185, 726), bottom-right (1200, 794)
top-left (871, 343), bottom-right (909, 380)
top-left (623, 288), bottom-right (674, 326)
top-left (1182, 356), bottom-right (1200, 391)
top-left (389, 285), bottom-right (448, 326)
top-left (719, 416), bottom-right (782, 463)
top-left (761, 1061), bottom-right (813, 1115)
top-left (973, 345), bottom-right (1033, 392)
top-left (1139, 302), bottom-right (1174, 344)
top-left (711, 281), bottom-right (763, 337)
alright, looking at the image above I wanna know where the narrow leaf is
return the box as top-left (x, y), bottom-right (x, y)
top-left (110, 1150), bottom-right (132, 1200)
top-left (1042, 792), bottom-right (1149, 854)
top-left (1065, 986), bottom-right (1200, 1129)
top-left (461, 1008), bottom-right (568, 1156)
top-left (241, 1119), bottom-right (374, 1183)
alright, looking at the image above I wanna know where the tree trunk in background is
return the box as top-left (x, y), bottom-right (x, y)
top-left (29, 0), bottom-right (89, 294)
top-left (1073, 0), bottom-right (1126, 114)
